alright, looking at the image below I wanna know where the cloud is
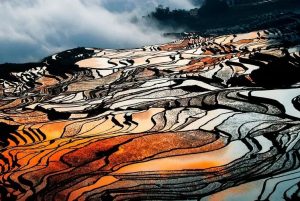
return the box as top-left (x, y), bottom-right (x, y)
top-left (0, 0), bottom-right (194, 63)
top-left (100, 0), bottom-right (195, 13)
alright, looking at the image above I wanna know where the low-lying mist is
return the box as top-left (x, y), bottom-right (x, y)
top-left (0, 0), bottom-right (195, 63)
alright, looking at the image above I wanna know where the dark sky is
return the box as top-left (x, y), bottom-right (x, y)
top-left (0, 0), bottom-right (195, 63)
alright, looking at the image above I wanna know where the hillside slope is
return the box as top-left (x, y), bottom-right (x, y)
top-left (0, 19), bottom-right (300, 201)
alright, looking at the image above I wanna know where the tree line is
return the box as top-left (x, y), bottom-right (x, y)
top-left (146, 0), bottom-right (300, 34)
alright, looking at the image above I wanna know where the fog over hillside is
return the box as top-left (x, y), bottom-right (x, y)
top-left (100, 0), bottom-right (195, 13)
top-left (0, 0), bottom-right (196, 63)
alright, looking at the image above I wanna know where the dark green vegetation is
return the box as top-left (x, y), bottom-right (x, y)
top-left (147, 0), bottom-right (300, 35)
